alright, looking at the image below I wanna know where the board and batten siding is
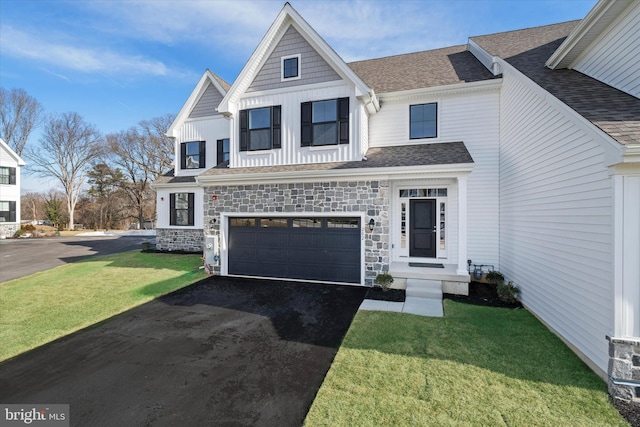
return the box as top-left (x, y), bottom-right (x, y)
top-left (247, 25), bottom-right (341, 93)
top-left (499, 70), bottom-right (613, 374)
top-left (571, 1), bottom-right (640, 98)
top-left (233, 83), bottom-right (363, 168)
top-left (174, 115), bottom-right (229, 177)
top-left (189, 82), bottom-right (224, 119)
top-left (370, 89), bottom-right (501, 268)
top-left (155, 185), bottom-right (204, 229)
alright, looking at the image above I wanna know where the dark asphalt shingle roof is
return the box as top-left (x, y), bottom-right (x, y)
top-left (471, 21), bottom-right (640, 146)
top-left (154, 169), bottom-right (197, 185)
top-left (199, 142), bottom-right (473, 177)
top-left (348, 45), bottom-right (496, 93)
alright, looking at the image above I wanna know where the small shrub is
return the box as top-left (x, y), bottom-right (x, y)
top-left (13, 229), bottom-right (25, 238)
top-left (21, 224), bottom-right (36, 232)
top-left (374, 273), bottom-right (394, 291)
top-left (497, 280), bottom-right (521, 303)
top-left (485, 270), bottom-right (505, 285)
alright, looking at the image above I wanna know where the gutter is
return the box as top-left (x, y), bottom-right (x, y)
top-left (196, 163), bottom-right (474, 186)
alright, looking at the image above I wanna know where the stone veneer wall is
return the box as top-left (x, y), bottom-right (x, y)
top-left (203, 180), bottom-right (390, 285)
top-left (0, 224), bottom-right (18, 239)
top-left (156, 228), bottom-right (204, 252)
top-left (608, 336), bottom-right (640, 403)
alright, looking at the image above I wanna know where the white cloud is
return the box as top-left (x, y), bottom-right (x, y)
top-left (0, 25), bottom-right (178, 77)
top-left (79, 0), bottom-right (467, 62)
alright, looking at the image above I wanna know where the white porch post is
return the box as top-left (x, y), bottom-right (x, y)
top-left (457, 175), bottom-right (468, 276)
top-left (613, 174), bottom-right (640, 338)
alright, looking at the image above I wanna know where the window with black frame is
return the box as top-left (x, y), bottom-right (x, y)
top-left (0, 201), bottom-right (16, 222)
top-left (410, 103), bottom-right (437, 139)
top-left (180, 141), bottom-right (205, 169)
top-left (282, 56), bottom-right (299, 79)
top-left (239, 106), bottom-right (281, 151)
top-left (169, 193), bottom-right (194, 226)
top-left (301, 97), bottom-right (349, 146)
top-left (217, 138), bottom-right (229, 165)
top-left (0, 167), bottom-right (16, 185)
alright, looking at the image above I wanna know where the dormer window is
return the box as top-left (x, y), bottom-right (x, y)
top-left (281, 54), bottom-right (301, 81)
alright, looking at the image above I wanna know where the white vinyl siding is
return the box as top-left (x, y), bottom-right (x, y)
top-left (155, 186), bottom-right (204, 229)
top-left (0, 143), bottom-right (21, 225)
top-left (233, 83), bottom-right (361, 167)
top-left (370, 89), bottom-right (500, 268)
top-left (571, 1), bottom-right (640, 98)
top-left (174, 115), bottom-right (229, 176)
top-left (499, 70), bottom-right (613, 374)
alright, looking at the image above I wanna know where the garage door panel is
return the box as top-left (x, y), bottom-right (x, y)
top-left (229, 217), bottom-right (361, 283)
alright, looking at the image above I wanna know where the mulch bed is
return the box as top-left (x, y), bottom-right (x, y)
top-left (365, 287), bottom-right (405, 302)
top-left (444, 281), bottom-right (523, 309)
top-left (613, 399), bottom-right (640, 427)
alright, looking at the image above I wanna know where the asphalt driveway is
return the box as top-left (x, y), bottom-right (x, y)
top-left (0, 234), bottom-right (155, 283)
top-left (0, 277), bottom-right (366, 426)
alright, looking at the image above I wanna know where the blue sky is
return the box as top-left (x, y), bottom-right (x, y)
top-left (1, 0), bottom-right (596, 192)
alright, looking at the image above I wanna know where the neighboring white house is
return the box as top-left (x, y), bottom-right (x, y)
top-left (152, 0), bottom-right (640, 402)
top-left (0, 138), bottom-right (25, 238)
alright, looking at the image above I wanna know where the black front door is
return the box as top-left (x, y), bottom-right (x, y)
top-left (409, 199), bottom-right (436, 258)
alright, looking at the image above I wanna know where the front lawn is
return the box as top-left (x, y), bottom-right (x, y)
top-left (0, 251), bottom-right (205, 361)
top-left (305, 300), bottom-right (628, 426)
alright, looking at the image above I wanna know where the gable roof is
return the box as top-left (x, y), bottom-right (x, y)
top-left (217, 3), bottom-right (378, 115)
top-left (0, 138), bottom-right (26, 166)
top-left (166, 69), bottom-right (229, 138)
top-left (471, 21), bottom-right (640, 146)
top-left (546, 0), bottom-right (635, 69)
top-left (348, 45), bottom-right (495, 94)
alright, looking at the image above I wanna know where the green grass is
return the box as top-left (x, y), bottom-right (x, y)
top-left (305, 301), bottom-right (628, 427)
top-left (0, 251), bottom-right (205, 361)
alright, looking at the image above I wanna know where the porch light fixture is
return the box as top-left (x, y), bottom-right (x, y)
top-left (368, 218), bottom-right (375, 232)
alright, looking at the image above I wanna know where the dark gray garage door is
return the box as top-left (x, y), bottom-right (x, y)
top-left (229, 217), bottom-right (361, 283)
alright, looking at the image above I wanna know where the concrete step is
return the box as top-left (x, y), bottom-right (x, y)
top-left (406, 278), bottom-right (441, 290)
top-left (406, 278), bottom-right (442, 299)
top-left (402, 296), bottom-right (443, 317)
top-left (406, 286), bottom-right (442, 299)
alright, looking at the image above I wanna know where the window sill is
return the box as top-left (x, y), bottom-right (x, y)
top-left (244, 149), bottom-right (275, 156)
top-left (307, 144), bottom-right (341, 151)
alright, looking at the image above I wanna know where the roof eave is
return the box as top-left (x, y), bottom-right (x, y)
top-left (546, 0), bottom-right (633, 69)
top-left (0, 138), bottom-right (26, 166)
top-left (166, 69), bottom-right (228, 138)
top-left (196, 163), bottom-right (473, 185)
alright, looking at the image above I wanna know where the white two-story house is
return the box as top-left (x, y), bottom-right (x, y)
top-left (153, 0), bottom-right (640, 403)
top-left (0, 138), bottom-right (25, 238)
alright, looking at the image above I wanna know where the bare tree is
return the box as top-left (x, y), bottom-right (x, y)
top-left (107, 130), bottom-right (154, 227)
top-left (106, 114), bottom-right (175, 227)
top-left (0, 88), bottom-right (44, 156)
top-left (132, 113), bottom-right (176, 178)
top-left (27, 112), bottom-right (102, 230)
top-left (21, 192), bottom-right (44, 223)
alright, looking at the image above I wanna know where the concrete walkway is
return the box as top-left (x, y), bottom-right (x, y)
top-left (359, 278), bottom-right (444, 317)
